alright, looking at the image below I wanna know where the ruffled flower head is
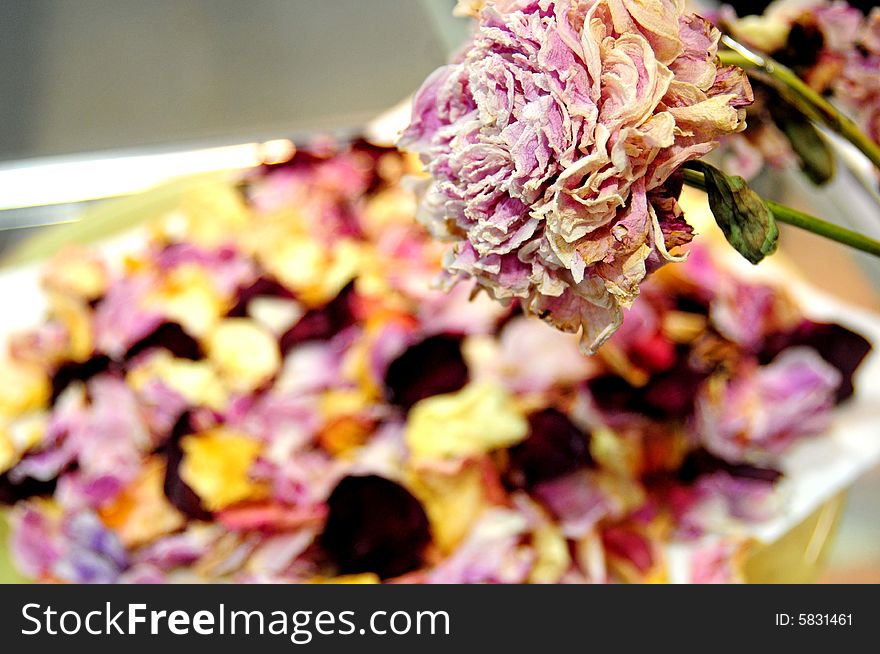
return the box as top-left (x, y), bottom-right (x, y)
top-left (401, 0), bottom-right (752, 352)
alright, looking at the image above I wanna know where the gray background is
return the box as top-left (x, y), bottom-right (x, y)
top-left (0, 0), bottom-right (466, 161)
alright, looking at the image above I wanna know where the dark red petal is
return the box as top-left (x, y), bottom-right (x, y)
top-left (161, 412), bottom-right (212, 521)
top-left (383, 334), bottom-right (469, 411)
top-left (50, 355), bottom-right (113, 402)
top-left (280, 282), bottom-right (357, 353)
top-left (772, 20), bottom-right (824, 71)
top-left (678, 448), bottom-right (782, 485)
top-left (320, 475), bottom-right (430, 579)
top-left (639, 360), bottom-right (709, 419)
top-left (506, 408), bottom-right (592, 490)
top-left (588, 356), bottom-right (708, 421)
top-left (227, 276), bottom-right (296, 318)
top-left (125, 322), bottom-right (202, 361)
top-left (0, 473), bottom-right (57, 506)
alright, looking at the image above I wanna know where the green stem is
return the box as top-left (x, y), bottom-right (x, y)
top-left (718, 36), bottom-right (880, 171)
top-left (682, 169), bottom-right (880, 258)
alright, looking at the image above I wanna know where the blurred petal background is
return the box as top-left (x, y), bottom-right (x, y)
top-left (0, 0), bottom-right (877, 582)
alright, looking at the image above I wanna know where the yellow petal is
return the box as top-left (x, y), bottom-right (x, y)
top-left (319, 389), bottom-right (372, 420)
top-left (0, 412), bottom-right (47, 476)
top-left (247, 297), bottom-right (304, 336)
top-left (42, 247), bottom-right (108, 301)
top-left (318, 417), bottom-right (373, 456)
top-left (589, 426), bottom-right (642, 478)
top-left (260, 238), bottom-right (361, 308)
top-left (265, 239), bottom-right (327, 293)
top-left (179, 428), bottom-right (266, 511)
top-left (156, 183), bottom-right (251, 247)
top-left (46, 292), bottom-right (93, 362)
top-left (127, 351), bottom-right (228, 411)
top-left (146, 266), bottom-right (228, 337)
top-left (362, 187), bottom-right (419, 236)
top-left (405, 383), bottom-right (528, 461)
top-left (204, 318), bottom-right (281, 394)
top-left (732, 15), bottom-right (790, 54)
top-left (529, 522), bottom-right (571, 584)
top-left (99, 457), bottom-right (185, 547)
top-left (0, 359), bottom-right (51, 417)
top-left (407, 461), bottom-right (492, 553)
top-left (340, 336), bottom-right (381, 398)
top-left (0, 426), bottom-right (14, 474)
top-left (310, 573), bottom-right (381, 584)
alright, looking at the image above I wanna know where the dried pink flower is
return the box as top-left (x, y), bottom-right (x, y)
top-left (401, 0), bottom-right (751, 351)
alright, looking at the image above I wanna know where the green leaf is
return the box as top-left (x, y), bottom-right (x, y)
top-left (697, 162), bottom-right (779, 264)
top-left (769, 99), bottom-right (835, 186)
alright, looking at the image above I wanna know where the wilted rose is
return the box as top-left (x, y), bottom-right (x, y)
top-left (401, 0), bottom-right (751, 352)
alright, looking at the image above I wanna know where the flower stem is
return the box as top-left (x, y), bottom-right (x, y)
top-left (682, 169), bottom-right (880, 258)
top-left (718, 36), bottom-right (880, 171)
